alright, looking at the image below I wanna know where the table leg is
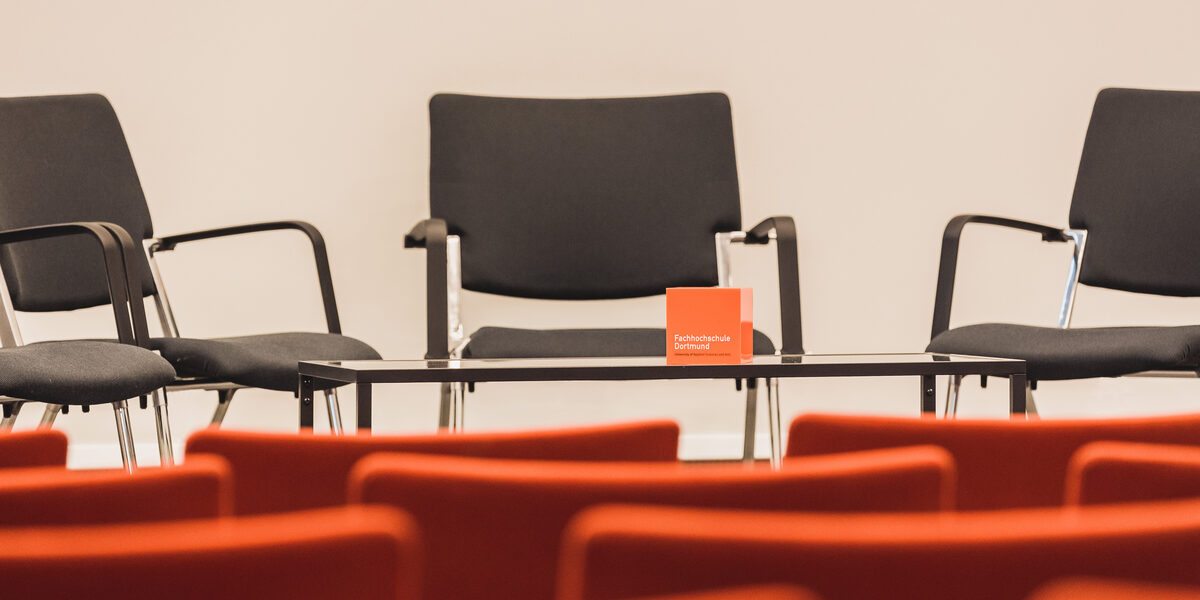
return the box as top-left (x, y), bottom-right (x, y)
top-left (1009, 373), bottom-right (1027, 417)
top-left (742, 379), bottom-right (758, 463)
top-left (299, 375), bottom-right (315, 431)
top-left (766, 378), bottom-right (782, 470)
top-left (920, 375), bottom-right (936, 415)
top-left (437, 382), bottom-right (452, 431)
top-left (357, 382), bottom-right (372, 434)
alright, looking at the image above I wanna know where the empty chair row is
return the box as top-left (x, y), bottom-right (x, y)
top-left (8, 86), bottom-right (1200, 468)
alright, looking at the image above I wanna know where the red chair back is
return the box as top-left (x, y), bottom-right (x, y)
top-left (0, 455), bottom-right (231, 526)
top-left (350, 445), bottom-right (953, 600)
top-left (1029, 578), bottom-right (1200, 599)
top-left (0, 429), bottom-right (68, 469)
top-left (632, 584), bottom-right (823, 600)
top-left (559, 499), bottom-right (1200, 600)
top-left (1066, 441), bottom-right (1200, 505)
top-left (187, 420), bottom-right (679, 514)
top-left (788, 413), bottom-right (1200, 509)
top-left (0, 505), bottom-right (421, 600)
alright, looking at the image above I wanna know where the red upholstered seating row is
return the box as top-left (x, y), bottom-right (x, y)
top-left (185, 419), bottom-right (682, 514)
top-left (349, 446), bottom-right (952, 600)
top-left (787, 412), bottom-right (1200, 509)
top-left (558, 498), bottom-right (1200, 600)
top-left (7, 414), bottom-right (1200, 599)
top-left (0, 420), bottom-right (948, 600)
top-left (0, 455), bottom-right (230, 526)
top-left (0, 429), bottom-right (67, 469)
top-left (0, 506), bottom-right (420, 600)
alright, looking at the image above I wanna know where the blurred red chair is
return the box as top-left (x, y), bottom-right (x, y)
top-left (632, 585), bottom-right (822, 600)
top-left (787, 413), bottom-right (1200, 509)
top-left (186, 420), bottom-right (679, 515)
top-left (0, 505), bottom-right (420, 600)
top-left (1029, 578), bottom-right (1200, 599)
top-left (1066, 441), bottom-right (1200, 505)
top-left (0, 455), bottom-right (230, 526)
top-left (0, 429), bottom-right (67, 469)
top-left (559, 499), bottom-right (1200, 600)
top-left (349, 445), bottom-right (953, 600)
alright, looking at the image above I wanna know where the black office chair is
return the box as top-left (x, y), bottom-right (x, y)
top-left (0, 222), bottom-right (176, 471)
top-left (927, 88), bottom-right (1200, 415)
top-left (0, 94), bottom-right (381, 465)
top-left (405, 92), bottom-right (802, 462)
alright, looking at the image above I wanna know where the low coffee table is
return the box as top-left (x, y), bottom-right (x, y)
top-left (298, 353), bottom-right (1026, 463)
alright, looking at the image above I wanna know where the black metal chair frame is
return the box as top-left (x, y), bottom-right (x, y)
top-left (930, 88), bottom-right (1200, 416)
top-left (0, 94), bottom-right (362, 468)
top-left (0, 221), bottom-right (160, 470)
top-left (404, 93), bottom-right (803, 463)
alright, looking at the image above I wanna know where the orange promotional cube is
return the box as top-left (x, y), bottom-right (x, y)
top-left (666, 287), bottom-right (753, 365)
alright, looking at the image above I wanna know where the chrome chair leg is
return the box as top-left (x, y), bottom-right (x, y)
top-left (210, 389), bottom-right (235, 427)
top-left (944, 375), bottom-right (962, 419)
top-left (451, 382), bottom-right (466, 432)
top-left (742, 379), bottom-right (759, 463)
top-left (766, 378), bottom-right (782, 469)
top-left (324, 389), bottom-right (344, 435)
top-left (112, 399), bottom-right (137, 473)
top-left (0, 402), bottom-right (20, 431)
top-left (39, 404), bottom-right (62, 429)
top-left (437, 382), bottom-right (453, 431)
top-left (151, 390), bottom-right (174, 466)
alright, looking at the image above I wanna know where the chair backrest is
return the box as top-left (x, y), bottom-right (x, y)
top-left (559, 499), bottom-right (1200, 600)
top-left (349, 446), bottom-right (953, 600)
top-left (1029, 578), bottom-right (1200, 600)
top-left (787, 412), bottom-right (1200, 509)
top-left (0, 93), bottom-right (156, 312)
top-left (632, 585), bottom-right (823, 600)
top-left (0, 505), bottom-right (420, 600)
top-left (1066, 441), bottom-right (1200, 506)
top-left (0, 455), bottom-right (230, 526)
top-left (1068, 88), bottom-right (1200, 296)
top-left (0, 429), bottom-right (68, 468)
top-left (185, 419), bottom-right (681, 514)
top-left (429, 92), bottom-right (742, 300)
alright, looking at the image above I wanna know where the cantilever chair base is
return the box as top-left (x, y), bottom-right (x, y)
top-left (927, 88), bottom-right (1200, 416)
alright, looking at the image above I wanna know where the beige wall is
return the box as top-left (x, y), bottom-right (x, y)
top-left (4, 0), bottom-right (1200, 465)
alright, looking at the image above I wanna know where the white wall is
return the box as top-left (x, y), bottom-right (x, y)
top-left (4, 0), bottom-right (1200, 466)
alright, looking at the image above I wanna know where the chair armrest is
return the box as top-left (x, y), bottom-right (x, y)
top-left (403, 219), bottom-right (449, 358)
top-left (153, 221), bottom-right (342, 334)
top-left (0, 222), bottom-right (138, 345)
top-left (930, 214), bottom-right (1069, 339)
top-left (741, 216), bottom-right (803, 354)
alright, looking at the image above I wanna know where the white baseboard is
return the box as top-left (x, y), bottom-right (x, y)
top-left (67, 433), bottom-right (771, 469)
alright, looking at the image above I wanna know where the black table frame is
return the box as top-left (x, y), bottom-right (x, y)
top-left (297, 353), bottom-right (1027, 432)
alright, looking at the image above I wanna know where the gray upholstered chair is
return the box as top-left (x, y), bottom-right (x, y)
top-left (0, 94), bottom-right (380, 466)
top-left (405, 92), bottom-right (803, 462)
top-left (0, 222), bottom-right (176, 471)
top-left (927, 88), bottom-right (1200, 415)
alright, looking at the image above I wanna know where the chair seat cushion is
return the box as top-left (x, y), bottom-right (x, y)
top-left (462, 327), bottom-right (776, 359)
top-left (151, 332), bottom-right (381, 392)
top-left (926, 323), bottom-right (1200, 380)
top-left (0, 341), bottom-right (175, 405)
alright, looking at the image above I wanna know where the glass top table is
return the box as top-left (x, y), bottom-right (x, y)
top-left (297, 352), bottom-right (1027, 433)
